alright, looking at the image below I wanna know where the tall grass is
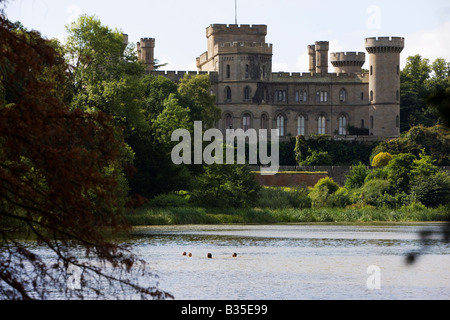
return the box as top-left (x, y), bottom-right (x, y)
top-left (124, 204), bottom-right (450, 226)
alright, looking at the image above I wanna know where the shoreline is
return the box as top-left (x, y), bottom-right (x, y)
top-left (124, 206), bottom-right (450, 226)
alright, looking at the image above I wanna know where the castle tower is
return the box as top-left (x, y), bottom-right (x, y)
top-left (315, 41), bottom-right (329, 74)
top-left (196, 24), bottom-right (273, 81)
top-left (308, 44), bottom-right (316, 73)
top-left (365, 37), bottom-right (404, 137)
top-left (137, 38), bottom-right (155, 73)
top-left (330, 52), bottom-right (366, 74)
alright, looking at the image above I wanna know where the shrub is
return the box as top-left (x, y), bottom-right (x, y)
top-left (150, 192), bottom-right (190, 207)
top-left (256, 186), bottom-right (311, 209)
top-left (364, 167), bottom-right (389, 182)
top-left (313, 177), bottom-right (340, 194)
top-left (359, 179), bottom-right (392, 207)
top-left (190, 164), bottom-right (261, 208)
top-left (344, 162), bottom-right (370, 189)
top-left (410, 171), bottom-right (450, 208)
top-left (372, 152), bottom-right (393, 167)
top-left (386, 153), bottom-right (416, 193)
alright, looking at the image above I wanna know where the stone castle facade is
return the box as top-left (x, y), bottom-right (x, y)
top-left (137, 24), bottom-right (404, 139)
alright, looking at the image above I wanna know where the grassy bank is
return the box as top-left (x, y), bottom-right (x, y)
top-left (124, 205), bottom-right (450, 226)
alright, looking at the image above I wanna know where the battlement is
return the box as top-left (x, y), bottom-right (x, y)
top-left (214, 41), bottom-right (273, 55)
top-left (365, 37), bottom-right (404, 53)
top-left (330, 52), bottom-right (366, 66)
top-left (151, 70), bottom-right (218, 82)
top-left (138, 38), bottom-right (155, 48)
top-left (315, 41), bottom-right (329, 51)
top-left (207, 24), bottom-right (267, 37)
top-left (270, 71), bottom-right (369, 83)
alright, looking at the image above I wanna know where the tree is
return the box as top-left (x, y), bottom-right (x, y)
top-left (190, 162), bottom-right (261, 209)
top-left (386, 153), bottom-right (416, 194)
top-left (0, 14), bottom-right (170, 299)
top-left (178, 74), bottom-right (221, 129)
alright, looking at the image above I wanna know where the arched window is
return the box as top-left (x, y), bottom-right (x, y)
top-left (244, 87), bottom-right (250, 101)
top-left (318, 115), bottom-right (326, 134)
top-left (297, 116), bottom-right (305, 136)
top-left (338, 115), bottom-right (347, 135)
top-left (225, 113), bottom-right (233, 130)
top-left (245, 64), bottom-right (249, 79)
top-left (242, 113), bottom-right (251, 132)
top-left (226, 65), bottom-right (231, 79)
top-left (260, 114), bottom-right (268, 130)
top-left (339, 89), bottom-right (347, 103)
top-left (303, 90), bottom-right (308, 102)
top-left (277, 115), bottom-right (285, 137)
top-left (225, 87), bottom-right (232, 101)
top-left (370, 90), bottom-right (374, 101)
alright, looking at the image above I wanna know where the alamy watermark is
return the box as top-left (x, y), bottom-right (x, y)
top-left (366, 265), bottom-right (381, 290)
top-left (171, 121), bottom-right (280, 175)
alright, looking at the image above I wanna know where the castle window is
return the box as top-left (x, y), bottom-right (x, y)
top-left (262, 66), bottom-right (266, 79)
top-left (243, 113), bottom-right (251, 132)
top-left (361, 92), bottom-right (364, 101)
top-left (303, 91), bottom-right (308, 102)
top-left (318, 115), bottom-right (326, 134)
top-left (361, 119), bottom-right (365, 129)
top-left (245, 64), bottom-right (249, 79)
top-left (225, 114), bottom-right (233, 130)
top-left (338, 115), bottom-right (347, 135)
top-left (339, 89), bottom-right (347, 103)
top-left (244, 87), bottom-right (250, 101)
top-left (370, 66), bottom-right (373, 76)
top-left (225, 87), bottom-right (232, 101)
top-left (316, 91), bottom-right (328, 103)
top-left (396, 90), bottom-right (399, 101)
top-left (295, 91), bottom-right (299, 103)
top-left (261, 114), bottom-right (268, 130)
top-left (226, 65), bottom-right (231, 79)
top-left (370, 90), bottom-right (374, 101)
top-left (297, 116), bottom-right (305, 136)
top-left (396, 115), bottom-right (400, 128)
top-left (277, 115), bottom-right (285, 137)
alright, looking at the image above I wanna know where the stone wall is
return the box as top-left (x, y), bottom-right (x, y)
top-left (255, 172), bottom-right (329, 188)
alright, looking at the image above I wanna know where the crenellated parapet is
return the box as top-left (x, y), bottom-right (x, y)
top-left (365, 37), bottom-right (404, 53)
top-left (330, 52), bottom-right (366, 74)
top-left (215, 41), bottom-right (273, 55)
top-left (151, 70), bottom-right (218, 82)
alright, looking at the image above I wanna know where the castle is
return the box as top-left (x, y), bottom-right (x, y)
top-left (137, 24), bottom-right (404, 139)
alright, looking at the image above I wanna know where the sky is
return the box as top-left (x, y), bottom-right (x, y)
top-left (3, 0), bottom-right (450, 72)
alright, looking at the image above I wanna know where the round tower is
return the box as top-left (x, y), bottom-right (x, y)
top-left (137, 38), bottom-right (155, 73)
top-left (330, 52), bottom-right (366, 74)
top-left (365, 37), bottom-right (404, 137)
top-left (315, 41), bottom-right (329, 74)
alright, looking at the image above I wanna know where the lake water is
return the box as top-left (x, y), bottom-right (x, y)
top-left (128, 223), bottom-right (450, 300)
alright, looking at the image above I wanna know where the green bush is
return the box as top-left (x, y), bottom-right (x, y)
top-left (359, 179), bottom-right (392, 207)
top-left (344, 162), bottom-right (370, 189)
top-left (150, 192), bottom-right (190, 207)
top-left (313, 177), bottom-right (340, 194)
top-left (364, 167), bottom-right (389, 182)
top-left (256, 186), bottom-right (311, 209)
top-left (190, 163), bottom-right (261, 208)
top-left (386, 153), bottom-right (416, 193)
top-left (372, 152), bottom-right (393, 167)
top-left (410, 170), bottom-right (450, 208)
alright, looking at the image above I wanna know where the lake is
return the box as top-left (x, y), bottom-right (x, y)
top-left (127, 223), bottom-right (450, 300)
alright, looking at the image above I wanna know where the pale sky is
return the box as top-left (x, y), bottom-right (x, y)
top-left (4, 0), bottom-right (450, 72)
